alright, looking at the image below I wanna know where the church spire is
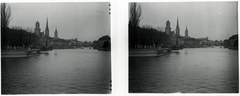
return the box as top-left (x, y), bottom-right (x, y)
top-left (176, 16), bottom-right (180, 36)
top-left (185, 26), bottom-right (188, 38)
top-left (176, 16), bottom-right (180, 30)
top-left (46, 18), bottom-right (49, 30)
top-left (45, 17), bottom-right (49, 37)
top-left (54, 27), bottom-right (58, 39)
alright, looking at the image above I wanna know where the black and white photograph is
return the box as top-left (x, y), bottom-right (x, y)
top-left (1, 2), bottom-right (111, 94)
top-left (129, 2), bottom-right (238, 93)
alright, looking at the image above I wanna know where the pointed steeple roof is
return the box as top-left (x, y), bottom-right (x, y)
top-left (45, 18), bottom-right (49, 31)
top-left (55, 27), bottom-right (57, 31)
top-left (176, 16), bottom-right (179, 29)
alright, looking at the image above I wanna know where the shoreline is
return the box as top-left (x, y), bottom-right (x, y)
top-left (129, 48), bottom-right (171, 57)
top-left (1, 49), bottom-right (41, 58)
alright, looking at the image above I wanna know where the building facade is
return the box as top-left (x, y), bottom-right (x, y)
top-left (55, 28), bottom-right (58, 39)
top-left (164, 17), bottom-right (184, 47)
top-left (34, 18), bottom-right (53, 48)
top-left (165, 20), bottom-right (171, 35)
top-left (34, 21), bottom-right (41, 36)
top-left (185, 27), bottom-right (188, 38)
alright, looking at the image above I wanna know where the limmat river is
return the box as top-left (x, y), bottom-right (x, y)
top-left (2, 49), bottom-right (111, 94)
top-left (129, 48), bottom-right (238, 93)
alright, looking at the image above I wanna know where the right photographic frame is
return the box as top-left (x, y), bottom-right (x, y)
top-left (129, 2), bottom-right (238, 93)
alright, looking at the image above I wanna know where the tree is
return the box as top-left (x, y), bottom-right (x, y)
top-left (129, 2), bottom-right (142, 28)
top-left (142, 24), bottom-right (153, 29)
top-left (1, 3), bottom-right (11, 30)
top-left (157, 26), bottom-right (165, 32)
top-left (129, 3), bottom-right (143, 48)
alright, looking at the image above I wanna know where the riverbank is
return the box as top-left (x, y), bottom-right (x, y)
top-left (129, 48), bottom-right (171, 57)
top-left (129, 48), bottom-right (238, 93)
top-left (1, 49), bottom-right (41, 58)
top-left (2, 49), bottom-right (111, 94)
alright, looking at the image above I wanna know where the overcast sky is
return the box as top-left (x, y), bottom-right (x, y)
top-left (138, 2), bottom-right (237, 41)
top-left (8, 3), bottom-right (110, 41)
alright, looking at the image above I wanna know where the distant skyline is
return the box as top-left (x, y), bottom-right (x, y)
top-left (8, 3), bottom-right (110, 41)
top-left (138, 2), bottom-right (237, 40)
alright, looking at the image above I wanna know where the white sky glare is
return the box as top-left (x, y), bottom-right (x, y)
top-left (138, 2), bottom-right (238, 40)
top-left (6, 2), bottom-right (238, 41)
top-left (8, 2), bottom-right (110, 41)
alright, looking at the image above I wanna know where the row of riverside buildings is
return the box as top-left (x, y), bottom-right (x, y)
top-left (164, 17), bottom-right (223, 48)
top-left (34, 18), bottom-right (111, 49)
top-left (34, 18), bottom-right (84, 49)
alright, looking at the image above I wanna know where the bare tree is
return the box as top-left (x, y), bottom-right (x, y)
top-left (129, 2), bottom-right (142, 28)
top-left (157, 26), bottom-right (164, 32)
top-left (26, 27), bottom-right (34, 33)
top-left (11, 26), bottom-right (23, 30)
top-left (1, 3), bottom-right (11, 29)
top-left (142, 24), bottom-right (154, 29)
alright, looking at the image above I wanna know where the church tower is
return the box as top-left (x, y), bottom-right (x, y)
top-left (176, 17), bottom-right (180, 37)
top-left (34, 21), bottom-right (41, 36)
top-left (165, 20), bottom-right (171, 35)
top-left (45, 18), bottom-right (49, 37)
top-left (185, 27), bottom-right (188, 38)
top-left (54, 28), bottom-right (58, 39)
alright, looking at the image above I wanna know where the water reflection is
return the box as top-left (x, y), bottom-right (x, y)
top-left (2, 49), bottom-right (111, 94)
top-left (129, 48), bottom-right (238, 93)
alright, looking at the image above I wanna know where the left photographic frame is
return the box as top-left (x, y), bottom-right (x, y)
top-left (1, 2), bottom-right (111, 94)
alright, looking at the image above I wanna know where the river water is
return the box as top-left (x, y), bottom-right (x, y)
top-left (2, 49), bottom-right (111, 94)
top-left (129, 48), bottom-right (238, 93)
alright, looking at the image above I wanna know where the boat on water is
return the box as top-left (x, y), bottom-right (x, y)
top-left (171, 45), bottom-right (183, 50)
top-left (40, 39), bottom-right (53, 53)
top-left (1, 49), bottom-right (41, 58)
top-left (228, 47), bottom-right (238, 50)
top-left (129, 48), bottom-right (171, 57)
top-left (171, 50), bottom-right (180, 53)
top-left (98, 48), bottom-right (110, 51)
top-left (40, 46), bottom-right (53, 54)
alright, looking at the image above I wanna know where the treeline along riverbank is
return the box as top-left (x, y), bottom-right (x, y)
top-left (1, 28), bottom-right (40, 50)
top-left (129, 25), bottom-right (170, 49)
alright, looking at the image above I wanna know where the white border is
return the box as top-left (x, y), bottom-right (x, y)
top-left (0, 0), bottom-right (239, 96)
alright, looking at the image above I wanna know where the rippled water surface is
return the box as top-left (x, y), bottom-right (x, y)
top-left (129, 48), bottom-right (238, 93)
top-left (2, 49), bottom-right (111, 94)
